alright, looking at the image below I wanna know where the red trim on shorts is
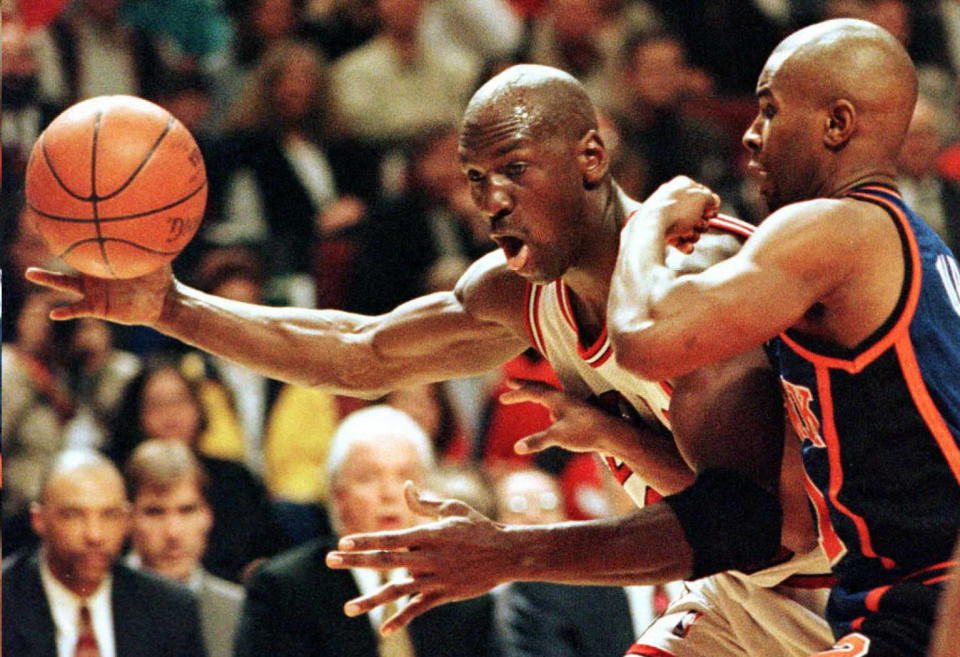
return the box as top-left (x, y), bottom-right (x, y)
top-left (780, 573), bottom-right (838, 589)
top-left (865, 585), bottom-right (891, 612)
top-left (627, 646), bottom-right (677, 657)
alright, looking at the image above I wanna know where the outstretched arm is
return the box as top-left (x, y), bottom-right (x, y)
top-left (326, 346), bottom-right (791, 634)
top-left (25, 252), bottom-right (529, 396)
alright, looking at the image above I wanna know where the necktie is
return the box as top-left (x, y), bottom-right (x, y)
top-left (75, 605), bottom-right (101, 657)
top-left (378, 573), bottom-right (416, 657)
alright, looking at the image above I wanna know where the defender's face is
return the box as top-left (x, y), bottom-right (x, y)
top-left (742, 64), bottom-right (822, 212)
top-left (131, 478), bottom-right (212, 582)
top-left (459, 121), bottom-right (589, 283)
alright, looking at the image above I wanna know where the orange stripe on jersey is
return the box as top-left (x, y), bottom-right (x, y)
top-left (802, 462), bottom-right (846, 563)
top-left (924, 574), bottom-right (954, 585)
top-left (895, 338), bottom-right (960, 483)
top-left (707, 213), bottom-right (756, 238)
top-left (865, 584), bottom-right (891, 612)
top-left (902, 560), bottom-right (959, 582)
top-left (779, 192), bottom-right (922, 373)
top-left (816, 363), bottom-right (896, 569)
top-left (524, 283), bottom-right (549, 358)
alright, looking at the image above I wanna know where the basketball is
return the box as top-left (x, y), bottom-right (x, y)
top-left (24, 95), bottom-right (207, 279)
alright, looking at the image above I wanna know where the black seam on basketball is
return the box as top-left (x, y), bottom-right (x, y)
top-left (26, 181), bottom-right (207, 223)
top-left (41, 134), bottom-right (88, 201)
top-left (98, 116), bottom-right (176, 201)
top-left (90, 110), bottom-right (116, 277)
top-left (58, 237), bottom-right (182, 259)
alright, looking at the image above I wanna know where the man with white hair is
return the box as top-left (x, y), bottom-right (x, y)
top-left (233, 405), bottom-right (500, 657)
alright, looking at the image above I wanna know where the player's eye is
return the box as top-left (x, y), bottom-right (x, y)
top-left (762, 104), bottom-right (777, 119)
top-left (465, 169), bottom-right (484, 183)
top-left (505, 162), bottom-right (528, 178)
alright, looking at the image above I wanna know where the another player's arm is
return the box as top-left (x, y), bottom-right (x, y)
top-left (26, 252), bottom-right (529, 397)
top-left (607, 177), bottom-right (859, 381)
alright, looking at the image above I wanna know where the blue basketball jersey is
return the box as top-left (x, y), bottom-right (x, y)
top-left (766, 183), bottom-right (960, 633)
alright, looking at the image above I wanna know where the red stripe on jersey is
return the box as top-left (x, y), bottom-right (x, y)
top-left (590, 342), bottom-right (614, 368)
top-left (605, 455), bottom-right (633, 485)
top-left (707, 213), bottom-right (756, 238)
top-left (555, 281), bottom-right (577, 332)
top-left (902, 560), bottom-right (959, 582)
top-left (627, 646), bottom-right (678, 657)
top-left (816, 362), bottom-right (896, 569)
top-left (644, 487), bottom-right (663, 505)
top-left (924, 574), bottom-right (954, 585)
top-left (780, 192), bottom-right (921, 372)
top-left (524, 283), bottom-right (549, 358)
top-left (895, 338), bottom-right (960, 484)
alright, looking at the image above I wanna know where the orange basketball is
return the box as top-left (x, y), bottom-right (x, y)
top-left (25, 95), bottom-right (207, 279)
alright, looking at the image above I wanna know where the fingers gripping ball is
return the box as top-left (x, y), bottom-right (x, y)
top-left (25, 95), bottom-right (207, 279)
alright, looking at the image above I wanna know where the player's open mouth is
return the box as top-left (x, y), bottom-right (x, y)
top-left (493, 235), bottom-right (532, 272)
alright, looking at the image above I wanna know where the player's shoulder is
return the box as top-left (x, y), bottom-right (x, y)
top-left (752, 196), bottom-right (891, 249)
top-left (454, 250), bottom-right (528, 330)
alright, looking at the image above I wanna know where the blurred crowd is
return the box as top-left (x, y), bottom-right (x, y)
top-left (3, 0), bottom-right (960, 655)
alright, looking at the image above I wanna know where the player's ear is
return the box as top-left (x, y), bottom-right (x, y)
top-left (824, 100), bottom-right (855, 151)
top-left (578, 129), bottom-right (609, 190)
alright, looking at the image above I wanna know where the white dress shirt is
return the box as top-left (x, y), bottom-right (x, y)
top-left (40, 554), bottom-right (117, 657)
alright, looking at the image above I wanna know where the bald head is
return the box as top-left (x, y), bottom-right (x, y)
top-left (461, 64), bottom-right (598, 150)
top-left (39, 449), bottom-right (124, 503)
top-left (764, 19), bottom-right (917, 156)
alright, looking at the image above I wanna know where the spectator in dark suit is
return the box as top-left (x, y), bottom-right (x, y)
top-left (493, 468), bottom-right (680, 657)
top-left (125, 439), bottom-right (245, 657)
top-left (234, 405), bottom-right (500, 657)
top-left (2, 448), bottom-right (206, 657)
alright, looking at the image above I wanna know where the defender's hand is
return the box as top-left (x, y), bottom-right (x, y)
top-left (326, 483), bottom-right (509, 634)
top-left (640, 176), bottom-right (720, 254)
top-left (25, 265), bottom-right (174, 326)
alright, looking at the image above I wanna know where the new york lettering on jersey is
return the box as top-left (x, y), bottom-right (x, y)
top-left (767, 182), bottom-right (960, 634)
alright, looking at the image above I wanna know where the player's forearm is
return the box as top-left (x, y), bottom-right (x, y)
top-left (603, 424), bottom-right (695, 496)
top-left (155, 280), bottom-right (389, 395)
top-left (607, 215), bottom-right (686, 381)
top-left (500, 504), bottom-right (693, 586)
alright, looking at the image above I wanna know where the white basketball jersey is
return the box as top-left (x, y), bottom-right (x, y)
top-left (523, 214), bottom-right (833, 585)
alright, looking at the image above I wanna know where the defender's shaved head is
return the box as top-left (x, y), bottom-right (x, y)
top-left (460, 64), bottom-right (598, 152)
top-left (763, 18), bottom-right (917, 158)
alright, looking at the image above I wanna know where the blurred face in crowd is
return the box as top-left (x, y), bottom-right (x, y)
top-left (332, 432), bottom-right (427, 535)
top-left (275, 47), bottom-right (322, 123)
top-left (627, 37), bottom-right (690, 109)
top-left (898, 98), bottom-right (942, 179)
top-left (32, 463), bottom-right (129, 596)
top-left (377, 0), bottom-right (424, 39)
top-left (130, 477), bottom-right (213, 582)
top-left (495, 470), bottom-right (565, 525)
top-left (140, 368), bottom-right (202, 443)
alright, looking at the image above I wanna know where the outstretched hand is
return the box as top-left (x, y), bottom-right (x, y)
top-left (325, 482), bottom-right (512, 634)
top-left (25, 265), bottom-right (174, 326)
top-left (500, 379), bottom-right (630, 456)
